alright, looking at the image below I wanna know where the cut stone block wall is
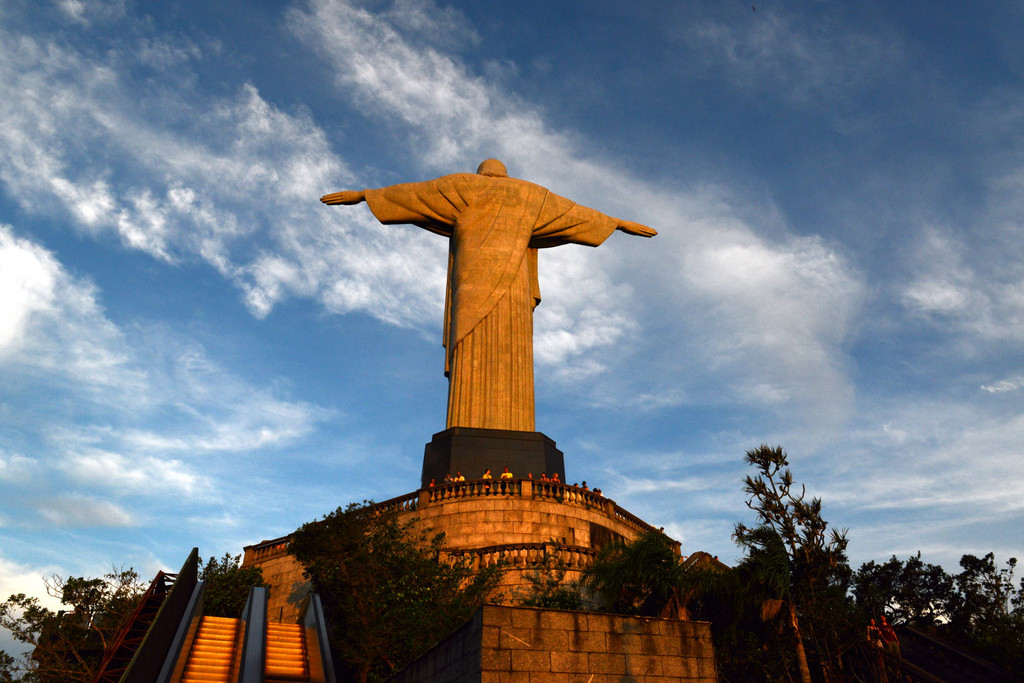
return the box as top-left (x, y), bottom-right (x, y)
top-left (242, 537), bottom-right (310, 622)
top-left (389, 604), bottom-right (718, 683)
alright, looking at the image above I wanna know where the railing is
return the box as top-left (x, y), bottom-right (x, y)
top-left (242, 481), bottom-right (665, 560)
top-left (609, 503), bottom-right (657, 537)
top-left (136, 548), bottom-right (201, 683)
top-left (530, 481), bottom-right (607, 509)
top-left (899, 625), bottom-right (1019, 683)
top-left (370, 489), bottom-right (421, 514)
top-left (445, 542), bottom-right (599, 572)
top-left (425, 478), bottom-right (522, 501)
top-left (244, 537), bottom-right (290, 563)
top-left (427, 479), bottom-right (611, 510)
top-left (426, 479), bottom-right (659, 537)
top-left (299, 593), bottom-right (337, 683)
top-left (236, 586), bottom-right (268, 683)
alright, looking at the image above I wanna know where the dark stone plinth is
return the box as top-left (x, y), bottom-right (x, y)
top-left (422, 428), bottom-right (565, 488)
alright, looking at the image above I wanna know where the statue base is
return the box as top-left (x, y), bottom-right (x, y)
top-left (422, 428), bottom-right (565, 488)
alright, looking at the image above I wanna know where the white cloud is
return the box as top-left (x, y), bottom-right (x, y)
top-left (534, 248), bottom-right (637, 378)
top-left (901, 227), bottom-right (1024, 342)
top-left (0, 26), bottom-right (344, 309)
top-left (0, 228), bottom-right (330, 532)
top-left (35, 496), bottom-right (137, 528)
top-left (288, 0), bottom-right (555, 171)
top-left (0, 227), bottom-right (58, 355)
top-left (0, 558), bottom-right (52, 599)
top-left (55, 0), bottom-right (126, 25)
top-left (59, 450), bottom-right (201, 496)
top-left (0, 225), bottom-right (137, 392)
top-left (0, 19), bottom-right (465, 331)
top-left (901, 228), bottom-right (975, 315)
top-left (981, 376), bottom-right (1024, 393)
top-left (625, 188), bottom-right (865, 423)
top-left (616, 476), bottom-right (709, 496)
top-left (0, 451), bottom-right (36, 484)
top-left (679, 8), bottom-right (904, 105)
top-left (818, 400), bottom-right (1024, 518)
top-left (0, 554), bottom-right (64, 659)
top-left (0, 229), bottom-right (325, 455)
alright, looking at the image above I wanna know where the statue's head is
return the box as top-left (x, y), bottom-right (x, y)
top-left (476, 158), bottom-right (507, 178)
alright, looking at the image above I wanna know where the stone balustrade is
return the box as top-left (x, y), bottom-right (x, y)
top-left (418, 479), bottom-right (626, 518)
top-left (369, 489), bottom-right (420, 514)
top-left (243, 536), bottom-right (290, 563)
top-left (424, 478), bottom-right (523, 501)
top-left (445, 542), bottom-right (599, 572)
top-left (244, 480), bottom-right (674, 564)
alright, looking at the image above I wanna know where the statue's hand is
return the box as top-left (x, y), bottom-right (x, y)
top-left (617, 220), bottom-right (657, 237)
top-left (320, 190), bottom-right (366, 205)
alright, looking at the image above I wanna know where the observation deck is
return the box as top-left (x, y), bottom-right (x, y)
top-left (243, 479), bottom-right (676, 622)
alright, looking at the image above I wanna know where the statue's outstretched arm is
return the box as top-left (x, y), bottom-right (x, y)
top-left (321, 190), bottom-right (366, 205)
top-left (616, 219), bottom-right (657, 237)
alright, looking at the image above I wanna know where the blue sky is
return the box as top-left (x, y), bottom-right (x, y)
top-left (2, 0), bottom-right (1023, 646)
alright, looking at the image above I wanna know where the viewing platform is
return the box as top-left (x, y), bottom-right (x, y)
top-left (244, 479), bottom-right (676, 622)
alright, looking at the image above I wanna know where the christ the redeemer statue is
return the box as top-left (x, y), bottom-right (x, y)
top-left (321, 159), bottom-right (656, 433)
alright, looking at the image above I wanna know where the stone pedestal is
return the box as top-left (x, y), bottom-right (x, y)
top-left (421, 427), bottom-right (564, 487)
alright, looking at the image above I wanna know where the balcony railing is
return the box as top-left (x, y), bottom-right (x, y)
top-left (444, 542), bottom-right (599, 572)
top-left (243, 480), bottom-right (668, 561)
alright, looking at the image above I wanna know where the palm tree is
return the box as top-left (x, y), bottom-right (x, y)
top-left (583, 531), bottom-right (686, 618)
top-left (734, 523), bottom-right (813, 683)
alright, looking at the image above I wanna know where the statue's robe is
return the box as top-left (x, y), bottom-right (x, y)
top-left (364, 173), bottom-right (618, 431)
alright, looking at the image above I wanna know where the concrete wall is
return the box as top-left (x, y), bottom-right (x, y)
top-left (389, 604), bottom-right (719, 682)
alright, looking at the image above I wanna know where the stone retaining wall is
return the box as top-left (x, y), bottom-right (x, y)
top-left (388, 604), bottom-right (718, 682)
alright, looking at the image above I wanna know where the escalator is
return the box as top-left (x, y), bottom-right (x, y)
top-left (265, 622), bottom-right (309, 682)
top-left (91, 548), bottom-right (334, 683)
top-left (180, 616), bottom-right (241, 682)
top-left (170, 615), bottom-right (318, 683)
top-left (160, 586), bottom-right (333, 683)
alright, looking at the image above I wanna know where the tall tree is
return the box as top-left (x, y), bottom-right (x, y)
top-left (854, 551), bottom-right (1024, 674)
top-left (288, 502), bottom-right (500, 683)
top-left (198, 553), bottom-right (267, 618)
top-left (735, 445), bottom-right (852, 683)
top-left (852, 553), bottom-right (955, 626)
top-left (0, 568), bottom-right (144, 683)
top-left (950, 553), bottom-right (1023, 671)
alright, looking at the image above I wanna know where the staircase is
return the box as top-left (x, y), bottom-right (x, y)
top-left (91, 570), bottom-right (177, 683)
top-left (181, 615), bottom-right (239, 682)
top-left (265, 622), bottom-right (310, 682)
top-left (898, 626), bottom-right (1021, 683)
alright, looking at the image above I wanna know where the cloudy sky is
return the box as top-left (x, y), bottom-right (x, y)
top-left (2, 0), bottom-right (1023, 645)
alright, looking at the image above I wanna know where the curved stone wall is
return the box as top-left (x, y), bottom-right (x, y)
top-left (390, 479), bottom-right (664, 551)
top-left (243, 480), bottom-right (676, 621)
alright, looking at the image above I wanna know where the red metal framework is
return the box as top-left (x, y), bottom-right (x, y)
top-left (89, 570), bottom-right (177, 683)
